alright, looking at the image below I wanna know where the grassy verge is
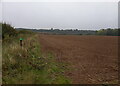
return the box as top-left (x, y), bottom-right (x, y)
top-left (2, 33), bottom-right (71, 84)
top-left (0, 40), bottom-right (2, 85)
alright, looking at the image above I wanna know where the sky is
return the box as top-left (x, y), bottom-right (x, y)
top-left (1, 0), bottom-right (119, 30)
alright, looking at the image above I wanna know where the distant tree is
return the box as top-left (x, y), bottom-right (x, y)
top-left (97, 28), bottom-right (119, 36)
top-left (75, 29), bottom-right (78, 31)
top-left (51, 28), bottom-right (53, 30)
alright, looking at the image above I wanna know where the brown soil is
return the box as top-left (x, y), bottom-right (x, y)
top-left (39, 34), bottom-right (118, 84)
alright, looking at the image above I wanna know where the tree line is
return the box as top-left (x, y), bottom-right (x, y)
top-left (96, 28), bottom-right (119, 36)
top-left (17, 28), bottom-right (120, 36)
top-left (1, 23), bottom-right (33, 40)
top-left (1, 23), bottom-right (120, 38)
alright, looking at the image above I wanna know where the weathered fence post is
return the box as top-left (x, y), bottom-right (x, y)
top-left (19, 38), bottom-right (23, 47)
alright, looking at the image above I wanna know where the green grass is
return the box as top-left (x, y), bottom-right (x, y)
top-left (2, 33), bottom-right (71, 84)
top-left (0, 24), bottom-right (1, 84)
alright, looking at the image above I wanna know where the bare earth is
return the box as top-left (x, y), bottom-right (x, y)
top-left (39, 34), bottom-right (118, 84)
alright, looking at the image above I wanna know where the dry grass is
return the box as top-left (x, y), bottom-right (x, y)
top-left (2, 34), bottom-right (70, 84)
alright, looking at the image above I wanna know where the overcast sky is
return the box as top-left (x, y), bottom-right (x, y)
top-left (1, 1), bottom-right (118, 30)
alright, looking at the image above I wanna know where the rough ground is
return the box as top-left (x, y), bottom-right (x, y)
top-left (39, 34), bottom-right (118, 84)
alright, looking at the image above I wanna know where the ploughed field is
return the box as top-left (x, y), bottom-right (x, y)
top-left (39, 34), bottom-right (118, 84)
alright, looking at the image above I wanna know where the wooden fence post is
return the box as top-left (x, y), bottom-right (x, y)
top-left (19, 38), bottom-right (23, 47)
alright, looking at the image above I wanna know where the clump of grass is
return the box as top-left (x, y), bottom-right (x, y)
top-left (2, 34), bottom-right (71, 84)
